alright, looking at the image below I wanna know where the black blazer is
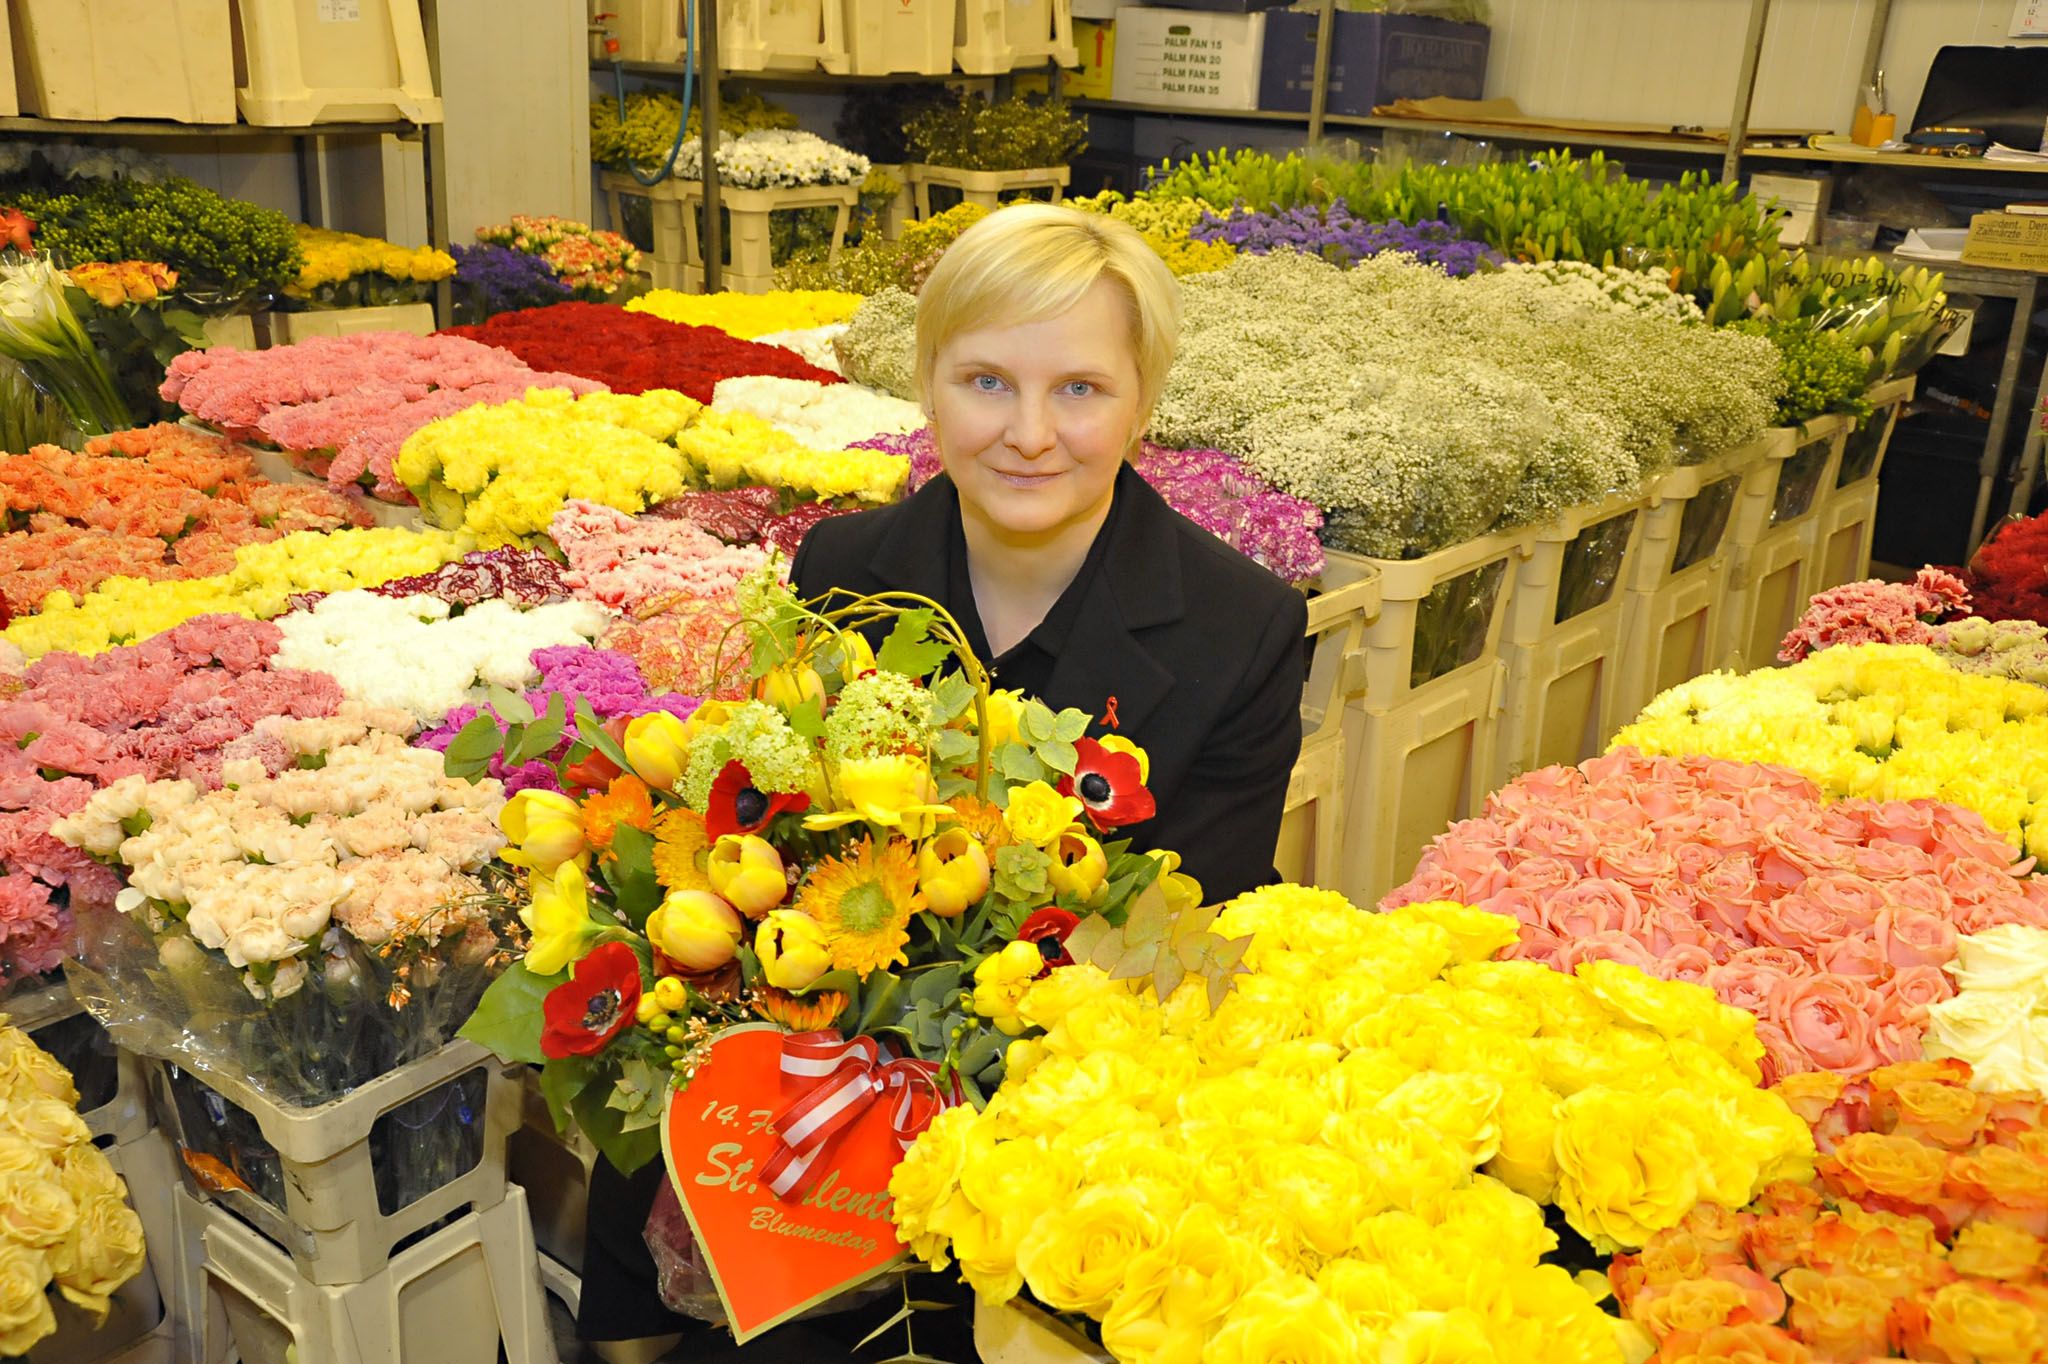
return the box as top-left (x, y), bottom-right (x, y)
top-left (791, 464), bottom-right (1308, 902)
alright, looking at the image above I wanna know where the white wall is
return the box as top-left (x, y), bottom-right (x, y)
top-left (1483, 0), bottom-right (2031, 137)
top-left (434, 0), bottom-right (592, 243)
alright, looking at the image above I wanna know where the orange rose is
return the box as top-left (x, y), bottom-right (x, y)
top-left (1879, 1080), bottom-right (1988, 1151)
top-left (1806, 1218), bottom-right (1956, 1297)
top-left (1984, 1094), bottom-right (2047, 1144)
top-left (1948, 1222), bottom-right (2045, 1282)
top-left (1836, 1203), bottom-right (1945, 1257)
top-left (1780, 1268), bottom-right (1893, 1362)
top-left (1773, 1072), bottom-right (1849, 1125)
top-left (1891, 1279), bottom-right (2045, 1364)
top-left (1680, 1202), bottom-right (1751, 1259)
top-left (1743, 1212), bottom-right (1815, 1280)
top-left (1823, 1133), bottom-right (1948, 1206)
top-left (1948, 1146), bottom-right (2048, 1237)
top-left (1651, 1322), bottom-right (1812, 1364)
top-left (1634, 1278), bottom-right (1748, 1338)
top-left (1867, 1058), bottom-right (1975, 1092)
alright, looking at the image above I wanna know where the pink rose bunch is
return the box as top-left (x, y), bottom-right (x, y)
top-left (1384, 748), bottom-right (2048, 1083)
top-left (1779, 568), bottom-right (1971, 664)
top-left (548, 499), bottom-right (771, 612)
top-left (160, 333), bottom-right (605, 499)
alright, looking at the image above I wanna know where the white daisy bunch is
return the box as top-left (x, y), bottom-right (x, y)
top-left (271, 591), bottom-right (613, 727)
top-left (1491, 260), bottom-right (1706, 325)
top-left (674, 130), bottom-right (870, 189)
top-left (711, 375), bottom-right (924, 450)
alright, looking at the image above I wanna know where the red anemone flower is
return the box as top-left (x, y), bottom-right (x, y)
top-left (1057, 738), bottom-right (1155, 830)
top-left (705, 760), bottom-right (811, 841)
top-left (540, 942), bottom-right (643, 1059)
top-left (1017, 907), bottom-right (1082, 977)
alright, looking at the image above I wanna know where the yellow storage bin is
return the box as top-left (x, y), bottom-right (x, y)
top-left (234, 0), bottom-right (444, 125)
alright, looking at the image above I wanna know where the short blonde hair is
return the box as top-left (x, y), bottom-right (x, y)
top-left (915, 203), bottom-right (1181, 425)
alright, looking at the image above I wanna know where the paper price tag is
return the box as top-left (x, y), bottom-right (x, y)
top-left (2011, 0), bottom-right (2047, 37)
top-left (318, 0), bottom-right (363, 21)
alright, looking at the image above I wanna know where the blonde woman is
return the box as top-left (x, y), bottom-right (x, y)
top-left (580, 204), bottom-right (1307, 1361)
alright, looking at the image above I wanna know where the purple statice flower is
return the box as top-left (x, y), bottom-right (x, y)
top-left (852, 427), bottom-right (941, 492)
top-left (1191, 203), bottom-right (1499, 278)
top-left (452, 243), bottom-right (572, 321)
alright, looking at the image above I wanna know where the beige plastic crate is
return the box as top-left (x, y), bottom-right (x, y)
top-left (955, 0), bottom-right (1077, 74)
top-left (1813, 475), bottom-right (1884, 591)
top-left (721, 0), bottom-right (851, 72)
top-left (1279, 572), bottom-right (1379, 889)
top-left (606, 0), bottom-right (688, 62)
top-left (867, 163), bottom-right (914, 242)
top-left (614, 178), bottom-right (861, 295)
top-left (908, 163), bottom-right (1069, 216)
top-left (0, 2), bottom-right (17, 118)
top-left (197, 314), bottom-right (260, 350)
top-left (107, 1127), bottom-right (236, 1364)
top-left (844, 0), bottom-right (955, 74)
top-left (1833, 376), bottom-right (1915, 491)
top-left (1496, 490), bottom-right (1648, 785)
top-left (148, 1040), bottom-right (519, 1286)
top-left (269, 303), bottom-right (436, 344)
top-left (234, 0), bottom-right (444, 125)
top-left (508, 1071), bottom-right (597, 1281)
top-left (12, 0), bottom-right (235, 122)
top-left (188, 1183), bottom-right (552, 1364)
top-left (7, 977), bottom-right (152, 1145)
top-left (1719, 419), bottom-right (1850, 671)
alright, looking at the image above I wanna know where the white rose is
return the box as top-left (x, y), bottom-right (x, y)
top-left (1948, 924), bottom-right (2048, 1000)
top-left (1925, 989), bottom-right (2038, 1072)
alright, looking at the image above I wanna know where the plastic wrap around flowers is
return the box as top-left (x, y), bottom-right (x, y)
top-left (891, 887), bottom-right (1814, 1364)
top-left (1614, 642), bottom-right (2048, 862)
top-left (1385, 749), bottom-right (2048, 1084)
top-left (1613, 1059), bottom-right (2048, 1363)
top-left (871, 426), bottom-right (1327, 586)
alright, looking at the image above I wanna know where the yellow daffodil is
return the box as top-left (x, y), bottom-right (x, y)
top-left (645, 889), bottom-right (743, 972)
top-left (757, 909), bottom-right (833, 991)
top-left (1004, 781), bottom-right (1083, 848)
top-left (706, 834), bottom-right (788, 917)
top-left (917, 828), bottom-right (991, 919)
top-left (521, 862), bottom-right (604, 976)
top-left (624, 710), bottom-right (691, 794)
top-left (806, 754), bottom-right (953, 831)
top-left (1047, 828), bottom-right (1108, 902)
top-left (498, 788), bottom-right (588, 874)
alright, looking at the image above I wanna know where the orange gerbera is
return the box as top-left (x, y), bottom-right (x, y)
top-left (583, 775), bottom-right (655, 849)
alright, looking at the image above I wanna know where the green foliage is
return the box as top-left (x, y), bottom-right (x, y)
top-left (7, 176), bottom-right (301, 297)
top-left (1062, 883), bottom-right (1252, 1010)
top-left (1706, 251), bottom-right (1955, 386)
top-left (904, 93), bottom-right (1087, 172)
top-left (1730, 317), bottom-right (1873, 426)
top-left (588, 87), bottom-right (796, 168)
top-left (774, 203), bottom-right (988, 298)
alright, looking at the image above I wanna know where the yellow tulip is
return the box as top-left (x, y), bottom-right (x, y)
top-left (679, 700), bottom-right (733, 745)
top-left (806, 753), bottom-right (952, 831)
top-left (521, 862), bottom-right (603, 976)
top-left (646, 890), bottom-right (742, 972)
top-left (1047, 828), bottom-right (1108, 902)
top-left (833, 631), bottom-right (877, 685)
top-left (757, 910), bottom-right (833, 991)
top-left (624, 711), bottom-right (691, 793)
top-left (917, 828), bottom-right (991, 918)
top-left (983, 689), bottom-right (1026, 750)
top-left (498, 788), bottom-right (587, 874)
top-left (758, 663), bottom-right (826, 713)
top-left (707, 834), bottom-right (788, 917)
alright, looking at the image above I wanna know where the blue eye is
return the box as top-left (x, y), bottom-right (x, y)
top-left (971, 374), bottom-right (1004, 393)
top-left (1063, 381), bottom-right (1096, 398)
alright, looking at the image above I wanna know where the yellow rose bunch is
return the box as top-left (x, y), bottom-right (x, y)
top-left (625, 288), bottom-right (865, 338)
top-left (0, 1023), bottom-right (147, 1354)
top-left (892, 888), bottom-right (1813, 1364)
top-left (286, 225), bottom-right (457, 296)
top-left (397, 388), bottom-right (700, 546)
top-left (1613, 642), bottom-right (2048, 857)
top-left (65, 260), bottom-right (178, 308)
top-left (674, 409), bottom-right (906, 505)
top-left (1, 526), bottom-right (469, 659)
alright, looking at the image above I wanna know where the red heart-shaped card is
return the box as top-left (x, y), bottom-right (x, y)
top-left (661, 1024), bottom-right (908, 1342)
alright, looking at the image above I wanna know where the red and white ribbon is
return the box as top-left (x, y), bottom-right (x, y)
top-left (759, 1030), bottom-right (957, 1201)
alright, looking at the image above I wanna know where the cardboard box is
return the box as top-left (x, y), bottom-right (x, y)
top-left (1749, 172), bottom-right (1832, 247)
top-left (1257, 10), bottom-right (1486, 117)
top-left (1014, 18), bottom-right (1112, 98)
top-left (1961, 212), bottom-right (2048, 271)
top-left (1110, 6), bottom-right (1265, 111)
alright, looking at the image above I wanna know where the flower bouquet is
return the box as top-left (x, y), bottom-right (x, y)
top-left (442, 301), bottom-right (842, 400)
top-left (892, 887), bottom-right (1815, 1363)
top-left (453, 567), bottom-right (1236, 1328)
top-left (710, 374), bottom-right (925, 452)
top-left (0, 259), bottom-right (132, 438)
top-left (5, 172), bottom-right (301, 302)
top-left (61, 259), bottom-right (209, 424)
top-left (1385, 748), bottom-right (2048, 1083)
top-left (1067, 192), bottom-right (1237, 277)
top-left (1613, 643), bottom-right (2048, 861)
top-left (473, 217), bottom-right (638, 301)
top-left (1612, 1058), bottom-right (2048, 1363)
top-left (0, 1019), bottom-right (148, 1356)
top-left (282, 226), bottom-right (456, 310)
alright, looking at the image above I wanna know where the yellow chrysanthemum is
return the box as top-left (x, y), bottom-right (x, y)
top-left (651, 807), bottom-right (712, 892)
top-left (796, 838), bottom-right (921, 976)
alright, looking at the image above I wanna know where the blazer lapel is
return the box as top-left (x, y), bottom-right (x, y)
top-left (1043, 466), bottom-right (1184, 736)
top-left (865, 471), bottom-right (957, 605)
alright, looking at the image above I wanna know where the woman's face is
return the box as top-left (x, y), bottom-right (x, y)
top-left (928, 278), bottom-right (1146, 543)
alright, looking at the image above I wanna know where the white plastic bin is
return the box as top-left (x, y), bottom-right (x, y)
top-left (955, 0), bottom-right (1077, 73)
top-left (233, 0), bottom-right (444, 125)
top-left (12, 0), bottom-right (235, 122)
top-left (843, 0), bottom-right (956, 74)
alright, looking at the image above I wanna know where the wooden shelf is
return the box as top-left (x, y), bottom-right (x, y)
top-left (602, 59), bottom-right (1054, 86)
top-left (0, 115), bottom-right (418, 138)
top-left (1743, 138), bottom-right (2048, 176)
